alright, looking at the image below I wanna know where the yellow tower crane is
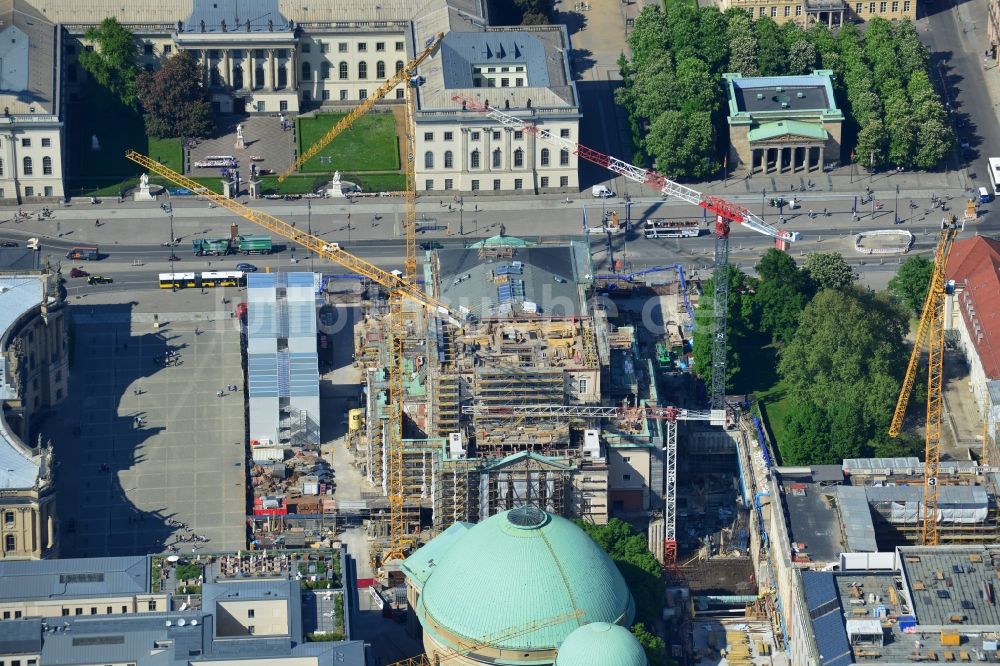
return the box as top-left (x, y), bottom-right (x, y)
top-left (889, 219), bottom-right (959, 546)
top-left (125, 151), bottom-right (460, 566)
top-left (387, 610), bottom-right (585, 666)
top-left (277, 32), bottom-right (444, 183)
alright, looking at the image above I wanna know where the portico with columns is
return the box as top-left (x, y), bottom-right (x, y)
top-left (724, 70), bottom-right (843, 177)
top-left (172, 0), bottom-right (299, 115)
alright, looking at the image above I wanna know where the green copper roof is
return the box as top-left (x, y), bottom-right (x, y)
top-left (748, 119), bottom-right (828, 142)
top-left (400, 521), bottom-right (472, 589)
top-left (555, 622), bottom-right (649, 666)
top-left (409, 507), bottom-right (634, 655)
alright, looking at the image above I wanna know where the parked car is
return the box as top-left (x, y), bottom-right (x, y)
top-left (87, 275), bottom-right (113, 285)
top-left (236, 262), bottom-right (258, 272)
top-left (0, 240), bottom-right (18, 247)
top-left (69, 267), bottom-right (90, 278)
top-left (419, 241), bottom-right (443, 250)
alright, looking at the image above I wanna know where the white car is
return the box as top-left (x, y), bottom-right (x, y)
top-left (322, 243), bottom-right (340, 252)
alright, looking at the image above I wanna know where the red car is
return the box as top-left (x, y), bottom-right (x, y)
top-left (69, 267), bottom-right (90, 278)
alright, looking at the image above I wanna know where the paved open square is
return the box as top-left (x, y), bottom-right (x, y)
top-left (187, 114), bottom-right (296, 183)
top-left (44, 298), bottom-right (247, 557)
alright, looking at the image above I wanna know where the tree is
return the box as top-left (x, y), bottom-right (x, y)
top-left (619, 57), bottom-right (675, 121)
top-left (136, 51), bottom-right (215, 139)
top-left (753, 249), bottom-right (811, 344)
top-left (787, 39), bottom-right (818, 75)
top-left (673, 57), bottom-right (718, 113)
top-left (804, 252), bottom-right (856, 290)
top-left (692, 264), bottom-right (756, 389)
top-left (646, 110), bottom-right (716, 179)
top-left (883, 90), bottom-right (917, 167)
top-left (728, 34), bottom-right (760, 76)
top-left (697, 8), bottom-right (731, 74)
top-left (776, 289), bottom-right (908, 462)
top-left (78, 18), bottom-right (140, 107)
top-left (628, 6), bottom-right (670, 71)
top-left (632, 623), bottom-right (668, 666)
top-left (754, 18), bottom-right (787, 76)
top-left (888, 255), bottom-right (933, 315)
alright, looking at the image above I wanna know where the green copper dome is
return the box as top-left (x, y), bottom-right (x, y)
top-left (555, 622), bottom-right (649, 666)
top-left (409, 507), bottom-right (635, 653)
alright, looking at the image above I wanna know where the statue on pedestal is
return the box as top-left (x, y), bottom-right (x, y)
top-left (234, 123), bottom-right (246, 150)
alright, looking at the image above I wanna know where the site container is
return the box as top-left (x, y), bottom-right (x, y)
top-left (192, 238), bottom-right (232, 256)
top-left (238, 235), bottom-right (273, 254)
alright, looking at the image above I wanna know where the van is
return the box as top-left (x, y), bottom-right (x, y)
top-left (980, 187), bottom-right (991, 204)
top-left (592, 185), bottom-right (615, 198)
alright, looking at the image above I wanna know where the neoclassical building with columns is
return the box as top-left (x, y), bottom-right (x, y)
top-left (724, 70), bottom-right (844, 176)
top-left (48, 0), bottom-right (581, 194)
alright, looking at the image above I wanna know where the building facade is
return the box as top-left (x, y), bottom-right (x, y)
top-left (50, 0), bottom-right (580, 195)
top-left (0, 273), bottom-right (66, 560)
top-left (717, 0), bottom-right (916, 27)
top-left (0, 1), bottom-right (65, 204)
top-left (725, 71), bottom-right (844, 176)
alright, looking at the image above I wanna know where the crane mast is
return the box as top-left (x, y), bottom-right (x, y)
top-left (888, 221), bottom-right (958, 546)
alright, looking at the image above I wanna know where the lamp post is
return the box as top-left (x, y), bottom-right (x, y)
top-left (894, 184), bottom-right (899, 225)
top-left (307, 199), bottom-right (313, 272)
top-left (459, 196), bottom-right (464, 236)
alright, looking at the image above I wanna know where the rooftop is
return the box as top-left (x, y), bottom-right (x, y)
top-left (900, 546), bottom-right (1000, 628)
top-left (0, 0), bottom-right (59, 116)
top-left (725, 70), bottom-right (841, 119)
top-left (0, 274), bottom-right (45, 490)
top-left (435, 242), bottom-right (590, 318)
top-left (179, 0), bottom-right (292, 34)
top-left (946, 236), bottom-right (1000, 379)
top-left (0, 555), bottom-right (150, 601)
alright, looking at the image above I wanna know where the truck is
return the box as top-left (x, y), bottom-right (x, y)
top-left (192, 237), bottom-right (232, 256)
top-left (592, 185), bottom-right (615, 198)
top-left (66, 246), bottom-right (99, 261)
top-left (238, 235), bottom-right (273, 255)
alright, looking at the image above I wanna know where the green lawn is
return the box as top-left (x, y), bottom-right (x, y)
top-left (755, 379), bottom-right (793, 463)
top-left (296, 112), bottom-right (400, 173)
top-left (66, 81), bottom-right (184, 196)
top-left (730, 340), bottom-right (792, 464)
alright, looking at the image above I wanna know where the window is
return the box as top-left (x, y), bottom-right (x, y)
top-left (377, 61), bottom-right (385, 78)
top-left (107, 607), bottom-right (112, 614)
top-left (24, 186), bottom-right (32, 197)
top-left (514, 178), bottom-right (523, 190)
top-left (248, 609), bottom-right (255, 618)
top-left (444, 150), bottom-right (454, 168)
top-left (396, 41), bottom-right (405, 51)
top-left (471, 179), bottom-right (480, 191)
top-left (339, 62), bottom-right (348, 79)
top-left (424, 132), bottom-right (434, 142)
top-left (147, 601), bottom-right (156, 611)
top-left (560, 176), bottom-right (568, 187)
top-left (2, 513), bottom-right (11, 530)
top-left (492, 148), bottom-right (502, 168)
top-left (470, 131), bottom-right (480, 141)
top-left (44, 186), bottom-right (52, 197)
top-left (784, 5), bottom-right (790, 15)
top-left (321, 62), bottom-right (331, 79)
top-left (395, 88), bottom-right (404, 99)
top-left (470, 149), bottom-right (480, 168)
top-left (516, 78), bottom-right (523, 86)
top-left (280, 100), bottom-right (288, 111)
top-left (796, 5), bottom-right (803, 13)
top-left (248, 626), bottom-right (255, 635)
top-left (143, 44), bottom-right (153, 55)
top-left (21, 138), bottom-right (29, 147)
top-left (759, 6), bottom-right (766, 15)
top-left (376, 42), bottom-right (385, 52)
top-left (358, 42), bottom-right (367, 52)
top-left (540, 148), bottom-right (549, 166)
top-left (322, 90), bottom-right (330, 101)
top-left (2, 610), bottom-right (8, 619)
top-left (41, 137), bottom-right (51, 147)
top-left (358, 62), bottom-right (367, 79)
top-left (770, 5), bottom-right (777, 15)
top-left (560, 149), bottom-right (569, 166)
top-left (320, 42), bottom-right (328, 53)
top-left (301, 42), bottom-right (311, 53)
top-left (359, 89), bottom-right (367, 99)
top-left (514, 130), bottom-right (523, 140)
top-left (492, 131), bottom-right (501, 140)
top-left (122, 606), bottom-right (128, 613)
top-left (904, 0), bottom-right (910, 9)
top-left (870, 2), bottom-right (876, 11)
top-left (501, 78), bottom-right (509, 87)
top-left (444, 178), bottom-right (453, 190)
top-left (340, 89), bottom-right (348, 100)
top-left (623, 456), bottom-right (631, 462)
top-left (90, 607), bottom-right (97, 615)
top-left (74, 608), bottom-right (82, 615)
top-left (425, 179), bottom-right (434, 190)
top-left (880, 1), bottom-right (886, 9)
top-left (395, 60), bottom-right (404, 74)
top-left (540, 176), bottom-right (549, 187)
top-left (62, 608), bottom-right (69, 616)
top-left (424, 151), bottom-right (434, 168)
top-left (444, 131), bottom-right (454, 141)
top-left (338, 42), bottom-right (348, 52)
top-left (892, 0), bottom-right (898, 9)
top-left (14, 610), bottom-right (20, 619)
top-left (513, 148), bottom-right (523, 168)
top-left (623, 474), bottom-right (632, 481)
top-left (856, 2), bottom-right (862, 10)
top-left (22, 157), bottom-right (31, 175)
top-left (560, 128), bottom-right (570, 138)
top-left (493, 178), bottom-right (501, 191)
top-left (579, 378), bottom-right (588, 393)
